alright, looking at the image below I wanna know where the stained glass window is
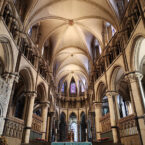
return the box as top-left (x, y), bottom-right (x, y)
top-left (81, 85), bottom-right (85, 92)
top-left (71, 82), bottom-right (76, 93)
top-left (61, 83), bottom-right (64, 92)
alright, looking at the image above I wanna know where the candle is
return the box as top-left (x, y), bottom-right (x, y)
top-left (85, 128), bottom-right (87, 133)
top-left (56, 129), bottom-right (57, 133)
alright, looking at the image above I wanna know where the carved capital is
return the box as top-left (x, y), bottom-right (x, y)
top-left (124, 71), bottom-right (143, 83)
top-left (106, 90), bottom-right (118, 98)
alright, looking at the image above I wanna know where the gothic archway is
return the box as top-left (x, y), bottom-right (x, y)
top-left (59, 112), bottom-right (67, 141)
top-left (111, 67), bottom-right (133, 118)
top-left (12, 74), bottom-right (27, 119)
top-left (69, 112), bottom-right (78, 142)
top-left (80, 112), bottom-right (87, 141)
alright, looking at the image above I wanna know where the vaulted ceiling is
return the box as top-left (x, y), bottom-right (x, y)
top-left (24, 0), bottom-right (120, 89)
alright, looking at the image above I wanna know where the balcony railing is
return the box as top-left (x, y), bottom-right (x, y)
top-left (3, 116), bottom-right (24, 139)
top-left (100, 113), bottom-right (111, 133)
top-left (32, 114), bottom-right (43, 133)
top-left (117, 114), bottom-right (138, 137)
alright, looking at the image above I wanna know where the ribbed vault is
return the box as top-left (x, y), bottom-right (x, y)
top-left (23, 0), bottom-right (120, 92)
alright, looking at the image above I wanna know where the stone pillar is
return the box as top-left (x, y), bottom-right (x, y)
top-left (23, 92), bottom-right (37, 144)
top-left (114, 96), bottom-right (120, 119)
top-left (125, 71), bottom-right (145, 145)
top-left (106, 91), bottom-right (119, 143)
top-left (88, 88), bottom-right (93, 112)
top-left (94, 102), bottom-right (102, 141)
top-left (0, 72), bottom-right (19, 135)
top-left (41, 101), bottom-right (49, 139)
top-left (49, 112), bottom-right (54, 142)
top-left (77, 121), bottom-right (80, 142)
top-left (46, 115), bottom-right (50, 141)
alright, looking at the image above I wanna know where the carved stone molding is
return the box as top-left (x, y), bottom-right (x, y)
top-left (41, 101), bottom-right (50, 108)
top-left (93, 101), bottom-right (102, 108)
top-left (24, 91), bottom-right (37, 99)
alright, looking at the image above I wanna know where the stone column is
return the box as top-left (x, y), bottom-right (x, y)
top-left (49, 112), bottom-right (54, 142)
top-left (0, 74), bottom-right (17, 134)
top-left (23, 91), bottom-right (37, 144)
top-left (106, 91), bottom-right (119, 143)
top-left (46, 114), bottom-right (50, 141)
top-left (93, 102), bottom-right (102, 141)
top-left (88, 88), bottom-right (93, 112)
top-left (125, 71), bottom-right (145, 145)
top-left (114, 96), bottom-right (120, 119)
top-left (41, 101), bottom-right (50, 139)
top-left (0, 72), bottom-right (19, 135)
top-left (77, 121), bottom-right (80, 142)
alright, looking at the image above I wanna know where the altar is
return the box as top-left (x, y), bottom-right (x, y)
top-left (52, 142), bottom-right (92, 145)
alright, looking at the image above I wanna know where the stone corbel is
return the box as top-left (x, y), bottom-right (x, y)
top-left (124, 71), bottom-right (143, 83)
top-left (106, 90), bottom-right (118, 98)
